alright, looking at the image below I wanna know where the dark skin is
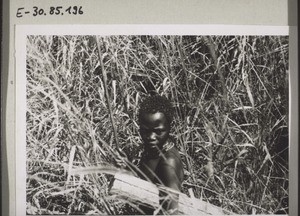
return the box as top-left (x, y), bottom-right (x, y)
top-left (139, 112), bottom-right (184, 214)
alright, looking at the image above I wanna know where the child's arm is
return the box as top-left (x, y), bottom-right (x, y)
top-left (158, 157), bottom-right (183, 214)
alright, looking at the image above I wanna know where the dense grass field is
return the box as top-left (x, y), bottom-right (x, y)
top-left (26, 35), bottom-right (289, 215)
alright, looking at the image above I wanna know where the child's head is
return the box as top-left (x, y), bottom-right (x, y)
top-left (138, 95), bottom-right (174, 149)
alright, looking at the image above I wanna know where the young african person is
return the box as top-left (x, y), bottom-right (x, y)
top-left (138, 95), bottom-right (184, 215)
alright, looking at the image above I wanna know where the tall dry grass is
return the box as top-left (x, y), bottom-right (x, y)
top-left (26, 35), bottom-right (289, 214)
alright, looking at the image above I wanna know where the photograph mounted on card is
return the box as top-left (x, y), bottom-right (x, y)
top-left (15, 25), bottom-right (289, 215)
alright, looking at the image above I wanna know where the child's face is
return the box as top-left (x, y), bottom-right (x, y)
top-left (139, 112), bottom-right (170, 149)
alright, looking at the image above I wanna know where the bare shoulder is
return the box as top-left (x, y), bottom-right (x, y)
top-left (163, 148), bottom-right (181, 166)
top-left (158, 146), bottom-right (184, 187)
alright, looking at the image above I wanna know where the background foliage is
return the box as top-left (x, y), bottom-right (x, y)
top-left (26, 35), bottom-right (289, 215)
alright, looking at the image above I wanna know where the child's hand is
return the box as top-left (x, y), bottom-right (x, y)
top-left (204, 160), bottom-right (214, 177)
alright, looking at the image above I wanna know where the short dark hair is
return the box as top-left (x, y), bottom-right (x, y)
top-left (138, 95), bottom-right (174, 125)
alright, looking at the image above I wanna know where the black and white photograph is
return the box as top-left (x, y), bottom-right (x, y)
top-left (17, 26), bottom-right (289, 215)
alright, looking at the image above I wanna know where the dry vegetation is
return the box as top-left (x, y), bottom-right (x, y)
top-left (26, 35), bottom-right (289, 215)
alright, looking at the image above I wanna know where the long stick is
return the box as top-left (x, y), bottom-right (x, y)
top-left (203, 36), bottom-right (228, 106)
top-left (94, 36), bottom-right (122, 155)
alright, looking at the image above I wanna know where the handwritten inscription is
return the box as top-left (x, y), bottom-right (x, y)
top-left (16, 6), bottom-right (84, 18)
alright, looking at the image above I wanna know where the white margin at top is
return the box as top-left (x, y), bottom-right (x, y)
top-left (16, 24), bottom-right (289, 36)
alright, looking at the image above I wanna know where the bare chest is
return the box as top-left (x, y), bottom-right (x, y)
top-left (140, 158), bottom-right (163, 183)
